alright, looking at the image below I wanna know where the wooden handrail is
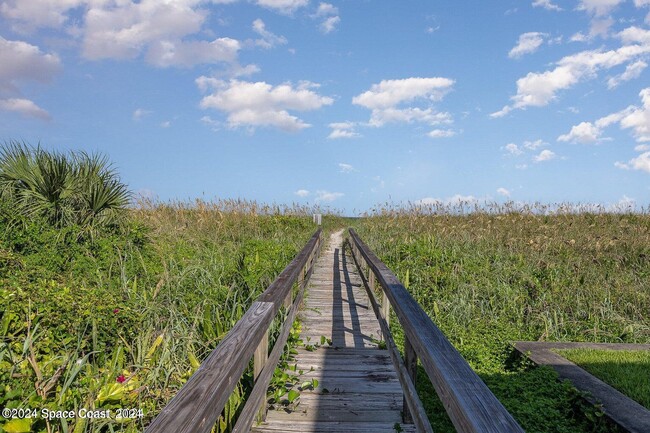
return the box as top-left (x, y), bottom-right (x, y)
top-left (348, 229), bottom-right (524, 433)
top-left (146, 229), bottom-right (322, 433)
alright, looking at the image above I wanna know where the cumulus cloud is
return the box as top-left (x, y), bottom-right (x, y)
top-left (615, 152), bottom-right (650, 172)
top-left (82, 0), bottom-right (207, 61)
top-left (295, 189), bottom-right (310, 197)
top-left (256, 0), bottom-right (309, 14)
top-left (503, 143), bottom-right (523, 155)
top-left (338, 163), bottom-right (354, 173)
top-left (197, 78), bottom-right (333, 132)
top-left (497, 187), bottom-right (511, 197)
top-left (146, 38), bottom-right (241, 68)
top-left (353, 77), bottom-right (455, 127)
top-left (328, 122), bottom-right (361, 139)
top-left (509, 32), bottom-right (547, 58)
top-left (558, 121), bottom-right (603, 143)
top-left (0, 37), bottom-right (60, 120)
top-left (607, 60), bottom-right (647, 88)
top-left (492, 30), bottom-right (650, 117)
top-left (133, 108), bottom-right (151, 120)
top-left (559, 87), bottom-right (650, 144)
top-left (428, 128), bottom-right (455, 138)
top-left (252, 19), bottom-right (287, 48)
top-left (523, 139), bottom-right (546, 149)
top-left (315, 190), bottom-right (344, 202)
top-left (532, 0), bottom-right (563, 11)
top-left (313, 3), bottom-right (340, 33)
top-left (0, 0), bottom-right (84, 31)
top-left (533, 149), bottom-right (557, 162)
top-left (0, 98), bottom-right (50, 120)
top-left (577, 0), bottom-right (624, 17)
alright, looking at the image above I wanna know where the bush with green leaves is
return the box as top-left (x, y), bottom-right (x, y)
top-left (0, 141), bottom-right (130, 237)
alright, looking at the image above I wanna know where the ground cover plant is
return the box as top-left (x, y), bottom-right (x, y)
top-left (557, 348), bottom-right (650, 410)
top-left (352, 201), bottom-right (650, 433)
top-left (0, 143), bottom-right (341, 433)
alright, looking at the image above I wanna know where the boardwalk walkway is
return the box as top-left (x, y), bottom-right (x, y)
top-left (252, 230), bottom-right (416, 433)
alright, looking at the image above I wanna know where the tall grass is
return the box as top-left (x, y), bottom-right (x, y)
top-left (352, 201), bottom-right (649, 432)
top-left (1, 197), bottom-right (334, 433)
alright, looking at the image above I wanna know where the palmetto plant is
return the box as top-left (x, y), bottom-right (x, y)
top-left (0, 141), bottom-right (130, 232)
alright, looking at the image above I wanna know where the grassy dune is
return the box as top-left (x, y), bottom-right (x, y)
top-left (1, 198), bottom-right (336, 433)
top-left (352, 203), bottom-right (650, 433)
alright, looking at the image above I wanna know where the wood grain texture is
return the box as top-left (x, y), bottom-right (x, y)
top-left (349, 229), bottom-right (524, 433)
top-left (515, 341), bottom-right (650, 433)
top-left (253, 230), bottom-right (414, 433)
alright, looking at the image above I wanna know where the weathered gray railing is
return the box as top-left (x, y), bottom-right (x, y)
top-left (146, 229), bottom-right (322, 433)
top-left (348, 229), bottom-right (525, 433)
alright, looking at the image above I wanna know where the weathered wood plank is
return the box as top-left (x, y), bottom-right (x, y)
top-left (146, 229), bottom-right (321, 433)
top-left (349, 229), bottom-right (524, 433)
top-left (515, 341), bottom-right (650, 433)
top-left (252, 421), bottom-right (418, 433)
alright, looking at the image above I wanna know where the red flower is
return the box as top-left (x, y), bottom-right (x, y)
top-left (116, 375), bottom-right (126, 383)
top-left (113, 308), bottom-right (120, 314)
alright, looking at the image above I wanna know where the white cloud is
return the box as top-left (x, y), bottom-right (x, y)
top-left (0, 0), bottom-right (83, 31)
top-left (295, 189), bottom-right (310, 197)
top-left (558, 121), bottom-right (602, 143)
top-left (315, 2), bottom-right (337, 16)
top-left (578, 0), bottom-right (624, 17)
top-left (252, 19), bottom-right (287, 48)
top-left (160, 121), bottom-right (171, 128)
top-left (0, 37), bottom-right (60, 121)
top-left (503, 143), bottom-right (523, 155)
top-left (534, 149), bottom-right (557, 162)
top-left (635, 144), bottom-right (650, 151)
top-left (497, 187), bottom-right (511, 197)
top-left (607, 60), bottom-right (648, 88)
top-left (0, 98), bottom-right (50, 120)
top-left (353, 77), bottom-right (455, 128)
top-left (320, 16), bottom-right (340, 34)
top-left (532, 0), bottom-right (563, 11)
top-left (147, 38), bottom-right (241, 67)
top-left (560, 87), bottom-right (650, 144)
top-left (353, 77), bottom-right (454, 109)
top-left (615, 152), bottom-right (650, 172)
top-left (338, 163), bottom-right (354, 173)
top-left (315, 190), bottom-right (344, 202)
top-left (82, 0), bottom-right (207, 61)
top-left (492, 33), bottom-right (650, 117)
top-left (509, 32), bottom-right (547, 58)
top-left (328, 122), bottom-right (361, 139)
top-left (197, 79), bottom-right (333, 132)
top-left (133, 108), bottom-right (151, 120)
top-left (428, 128), bottom-right (455, 138)
top-left (523, 139), bottom-right (546, 149)
top-left (0, 37), bottom-right (61, 95)
top-left (256, 0), bottom-right (309, 14)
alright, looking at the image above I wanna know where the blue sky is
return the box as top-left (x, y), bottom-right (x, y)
top-left (1, 0), bottom-right (649, 214)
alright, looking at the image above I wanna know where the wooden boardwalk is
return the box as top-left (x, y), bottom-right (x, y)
top-left (252, 230), bottom-right (416, 433)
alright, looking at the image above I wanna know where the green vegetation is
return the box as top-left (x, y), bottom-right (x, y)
top-left (352, 202), bottom-right (650, 433)
top-left (0, 142), bottom-right (342, 433)
top-left (557, 348), bottom-right (650, 410)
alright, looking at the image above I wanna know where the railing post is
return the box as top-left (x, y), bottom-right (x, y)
top-left (368, 271), bottom-right (375, 292)
top-left (403, 336), bottom-right (418, 423)
top-left (254, 330), bottom-right (269, 420)
top-left (381, 290), bottom-right (390, 327)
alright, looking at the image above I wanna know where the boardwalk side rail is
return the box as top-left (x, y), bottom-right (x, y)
top-left (146, 229), bottom-right (322, 433)
top-left (348, 229), bottom-right (525, 433)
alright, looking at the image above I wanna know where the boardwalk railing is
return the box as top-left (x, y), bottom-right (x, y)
top-left (348, 229), bottom-right (525, 433)
top-left (146, 229), bottom-right (322, 433)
